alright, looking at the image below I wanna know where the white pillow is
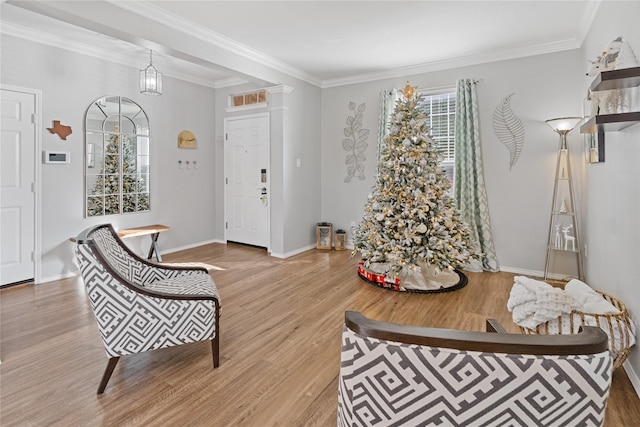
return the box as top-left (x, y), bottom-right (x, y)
top-left (564, 279), bottom-right (620, 314)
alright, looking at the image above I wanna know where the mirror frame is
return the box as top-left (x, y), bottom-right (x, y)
top-left (84, 96), bottom-right (150, 217)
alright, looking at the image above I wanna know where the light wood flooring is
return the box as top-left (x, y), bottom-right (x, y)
top-left (1, 242), bottom-right (638, 426)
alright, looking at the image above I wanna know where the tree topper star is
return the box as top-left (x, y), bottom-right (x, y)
top-left (401, 81), bottom-right (418, 99)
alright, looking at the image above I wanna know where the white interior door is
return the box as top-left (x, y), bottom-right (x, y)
top-left (224, 114), bottom-right (269, 248)
top-left (1, 89), bottom-right (36, 286)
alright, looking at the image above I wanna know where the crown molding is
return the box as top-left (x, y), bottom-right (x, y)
top-left (321, 38), bottom-right (582, 88)
top-left (574, 0), bottom-right (601, 47)
top-left (1, 21), bottom-right (139, 70)
top-left (1, 20), bottom-right (228, 89)
top-left (109, 0), bottom-right (322, 87)
top-left (321, 1), bottom-right (599, 88)
top-left (266, 85), bottom-right (294, 94)
top-left (213, 77), bottom-right (250, 89)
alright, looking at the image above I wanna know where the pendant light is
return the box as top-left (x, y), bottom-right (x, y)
top-left (140, 50), bottom-right (162, 96)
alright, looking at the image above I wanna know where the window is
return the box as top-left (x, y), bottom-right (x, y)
top-left (228, 89), bottom-right (267, 108)
top-left (418, 90), bottom-right (456, 189)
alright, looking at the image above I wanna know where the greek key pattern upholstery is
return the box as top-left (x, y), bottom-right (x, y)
top-left (338, 326), bottom-right (613, 427)
top-left (89, 227), bottom-right (208, 286)
top-left (145, 273), bottom-right (218, 296)
top-left (75, 226), bottom-right (220, 359)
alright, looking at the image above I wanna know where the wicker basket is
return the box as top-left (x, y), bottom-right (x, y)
top-left (520, 290), bottom-right (634, 369)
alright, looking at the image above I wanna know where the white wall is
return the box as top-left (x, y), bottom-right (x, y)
top-left (282, 81), bottom-right (322, 254)
top-left (579, 0), bottom-right (640, 394)
top-left (320, 50), bottom-right (585, 275)
top-left (1, 35), bottom-right (217, 282)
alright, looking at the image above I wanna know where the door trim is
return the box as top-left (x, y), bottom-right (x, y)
top-left (1, 84), bottom-right (42, 284)
top-left (223, 112), bottom-right (270, 252)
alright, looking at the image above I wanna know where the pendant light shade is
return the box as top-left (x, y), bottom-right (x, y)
top-left (140, 50), bottom-right (162, 96)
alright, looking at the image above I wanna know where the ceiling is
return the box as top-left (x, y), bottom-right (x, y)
top-left (0, 1), bottom-right (602, 88)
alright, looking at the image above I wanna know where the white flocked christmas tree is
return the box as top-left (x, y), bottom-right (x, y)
top-left (353, 82), bottom-right (479, 292)
top-left (87, 129), bottom-right (150, 217)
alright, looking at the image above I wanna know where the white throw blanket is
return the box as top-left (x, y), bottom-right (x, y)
top-left (564, 279), bottom-right (620, 314)
top-left (507, 276), bottom-right (581, 330)
top-left (564, 279), bottom-right (635, 348)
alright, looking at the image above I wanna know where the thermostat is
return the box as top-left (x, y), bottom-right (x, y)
top-left (44, 151), bottom-right (71, 164)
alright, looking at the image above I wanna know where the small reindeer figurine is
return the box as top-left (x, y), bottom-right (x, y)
top-left (562, 225), bottom-right (576, 251)
top-left (554, 224), bottom-right (562, 248)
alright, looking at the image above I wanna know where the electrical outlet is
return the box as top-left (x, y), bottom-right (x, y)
top-left (584, 244), bottom-right (588, 258)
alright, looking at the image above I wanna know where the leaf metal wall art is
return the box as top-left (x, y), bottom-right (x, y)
top-left (343, 102), bottom-right (370, 182)
top-left (492, 93), bottom-right (524, 170)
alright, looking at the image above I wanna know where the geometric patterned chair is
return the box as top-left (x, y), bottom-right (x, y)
top-left (74, 224), bottom-right (221, 394)
top-left (338, 311), bottom-right (613, 427)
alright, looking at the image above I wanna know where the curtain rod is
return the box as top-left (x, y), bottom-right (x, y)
top-left (418, 79), bottom-right (483, 92)
top-left (418, 84), bottom-right (455, 92)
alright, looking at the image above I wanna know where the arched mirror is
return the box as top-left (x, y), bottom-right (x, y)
top-left (85, 96), bottom-right (150, 217)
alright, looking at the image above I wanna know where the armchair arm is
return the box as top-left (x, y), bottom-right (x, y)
top-left (345, 311), bottom-right (609, 355)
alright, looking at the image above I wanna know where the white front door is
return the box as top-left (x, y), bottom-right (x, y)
top-left (1, 89), bottom-right (36, 286)
top-left (224, 114), bottom-right (269, 248)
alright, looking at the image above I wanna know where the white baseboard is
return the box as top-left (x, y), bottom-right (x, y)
top-left (38, 270), bottom-right (78, 284)
top-left (39, 240), bottom-right (319, 284)
top-left (499, 266), bottom-right (543, 277)
top-left (270, 243), bottom-right (316, 259)
top-left (162, 239), bottom-right (223, 255)
top-left (36, 239), bottom-right (225, 284)
top-left (499, 266), bottom-right (571, 281)
top-left (624, 360), bottom-right (640, 399)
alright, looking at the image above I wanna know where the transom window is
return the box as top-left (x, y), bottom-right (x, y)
top-left (229, 89), bottom-right (267, 108)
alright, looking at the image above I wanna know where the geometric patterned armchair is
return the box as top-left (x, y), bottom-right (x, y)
top-left (338, 311), bottom-right (613, 427)
top-left (74, 224), bottom-right (221, 394)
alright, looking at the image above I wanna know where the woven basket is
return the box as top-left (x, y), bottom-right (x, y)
top-left (520, 290), bottom-right (634, 369)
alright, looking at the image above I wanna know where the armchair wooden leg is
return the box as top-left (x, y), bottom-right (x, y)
top-left (212, 305), bottom-right (220, 368)
top-left (211, 335), bottom-right (220, 368)
top-left (98, 357), bottom-right (120, 394)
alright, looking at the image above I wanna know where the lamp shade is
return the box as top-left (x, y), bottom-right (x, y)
top-left (545, 117), bottom-right (582, 133)
top-left (140, 50), bottom-right (162, 96)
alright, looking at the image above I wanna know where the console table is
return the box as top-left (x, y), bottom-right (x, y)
top-left (71, 224), bottom-right (169, 262)
top-left (117, 224), bottom-right (169, 262)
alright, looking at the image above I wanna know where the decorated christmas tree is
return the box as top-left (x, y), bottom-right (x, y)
top-left (353, 82), bottom-right (479, 292)
top-left (86, 129), bottom-right (150, 217)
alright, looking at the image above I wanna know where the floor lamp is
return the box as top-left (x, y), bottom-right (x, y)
top-left (544, 117), bottom-right (584, 280)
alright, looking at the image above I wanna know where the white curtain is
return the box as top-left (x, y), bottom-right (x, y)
top-left (454, 79), bottom-right (500, 272)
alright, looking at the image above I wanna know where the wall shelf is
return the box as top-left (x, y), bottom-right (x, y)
top-left (581, 67), bottom-right (640, 135)
top-left (580, 112), bottom-right (640, 133)
top-left (590, 66), bottom-right (640, 91)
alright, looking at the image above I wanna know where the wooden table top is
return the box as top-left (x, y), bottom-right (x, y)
top-left (117, 224), bottom-right (169, 238)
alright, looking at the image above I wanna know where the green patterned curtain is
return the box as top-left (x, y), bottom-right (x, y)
top-left (454, 79), bottom-right (499, 272)
top-left (377, 88), bottom-right (399, 168)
